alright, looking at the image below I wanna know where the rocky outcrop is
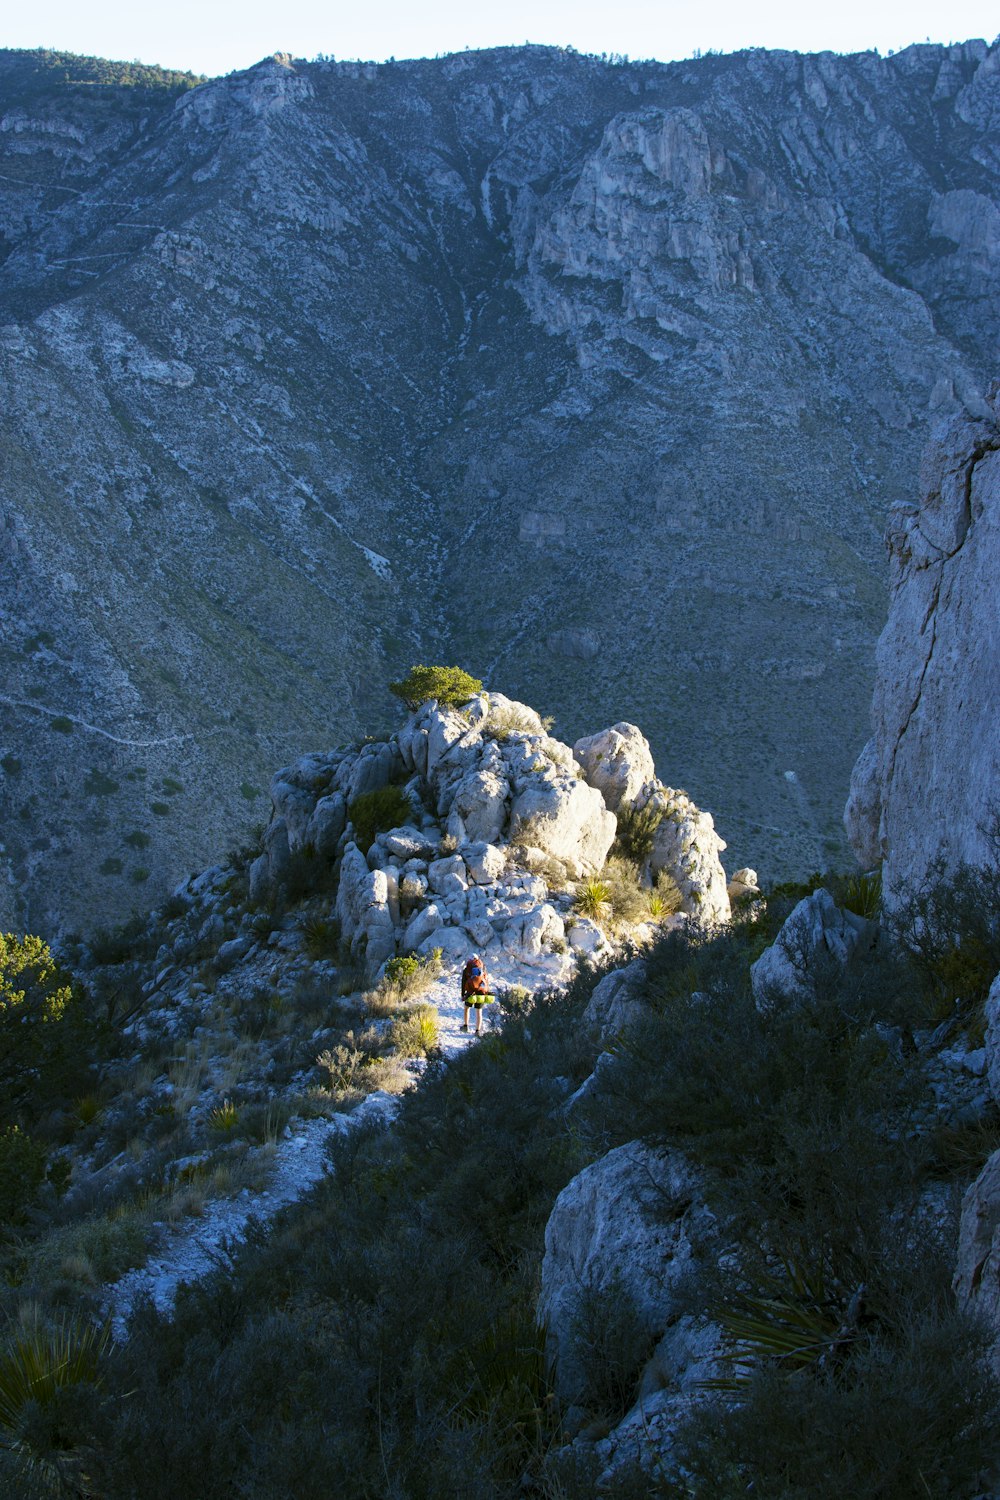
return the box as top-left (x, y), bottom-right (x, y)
top-left (573, 723), bottom-right (658, 812)
top-left (750, 887), bottom-right (873, 1007)
top-left (846, 394), bottom-right (1000, 907)
top-left (574, 722), bottom-right (731, 923)
top-left (537, 1140), bottom-right (716, 1407)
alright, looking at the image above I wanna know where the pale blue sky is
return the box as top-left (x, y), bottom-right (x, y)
top-left (4, 0), bottom-right (998, 79)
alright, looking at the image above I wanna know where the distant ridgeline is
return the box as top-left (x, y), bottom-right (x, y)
top-left (0, 37), bottom-right (998, 932)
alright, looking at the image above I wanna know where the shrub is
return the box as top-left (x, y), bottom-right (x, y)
top-left (208, 1100), bottom-right (239, 1135)
top-left (303, 916), bottom-right (341, 961)
top-left (613, 799), bottom-right (664, 864)
top-left (347, 785), bottom-right (411, 854)
top-left (388, 664), bottom-right (483, 710)
top-left (0, 1127), bottom-right (48, 1226)
top-left (0, 1309), bottom-right (110, 1492)
top-left (0, 934), bottom-right (91, 1128)
top-left (389, 1004), bottom-right (440, 1057)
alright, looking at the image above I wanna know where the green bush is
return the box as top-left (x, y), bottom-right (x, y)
top-left (389, 1004), bottom-right (440, 1057)
top-left (388, 663), bottom-right (483, 710)
top-left (347, 785), bottom-right (411, 854)
top-left (0, 934), bottom-right (93, 1129)
top-left (0, 1127), bottom-right (47, 1226)
top-left (613, 799), bottom-right (664, 864)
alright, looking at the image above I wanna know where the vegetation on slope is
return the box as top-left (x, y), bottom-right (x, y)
top-left (2, 865), bottom-right (997, 1495)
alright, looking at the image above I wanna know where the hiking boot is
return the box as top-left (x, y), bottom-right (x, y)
top-left (460, 1023), bottom-right (469, 1032)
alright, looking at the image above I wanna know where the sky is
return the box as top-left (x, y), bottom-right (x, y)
top-left (3, 0), bottom-right (998, 80)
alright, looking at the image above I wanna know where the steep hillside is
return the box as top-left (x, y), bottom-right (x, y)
top-left (1, 39), bottom-right (998, 931)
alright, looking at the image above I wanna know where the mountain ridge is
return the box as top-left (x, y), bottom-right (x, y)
top-left (1, 38), bottom-right (998, 931)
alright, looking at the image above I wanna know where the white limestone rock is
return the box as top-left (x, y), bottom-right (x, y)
top-left (648, 789), bottom-right (731, 924)
top-left (845, 398), bottom-right (1000, 908)
top-left (446, 765), bottom-right (510, 844)
top-left (750, 887), bottom-right (872, 1008)
top-left (462, 841), bottom-right (506, 884)
top-left (427, 854), bottom-right (468, 898)
top-left (567, 916), bottom-right (606, 956)
top-left (402, 902), bottom-right (443, 951)
top-left (537, 1141), bottom-right (713, 1405)
top-left (306, 793), bottom-right (346, 858)
top-left (574, 722), bottom-right (658, 812)
top-left (508, 773), bottom-right (616, 878)
top-left (502, 903), bottom-right (566, 963)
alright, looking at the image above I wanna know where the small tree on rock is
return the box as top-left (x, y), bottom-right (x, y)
top-left (388, 664), bottom-right (483, 711)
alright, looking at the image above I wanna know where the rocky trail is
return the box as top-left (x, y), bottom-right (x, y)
top-left (103, 953), bottom-right (537, 1342)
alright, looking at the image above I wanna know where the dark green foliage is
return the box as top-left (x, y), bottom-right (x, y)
top-left (123, 830), bottom-right (150, 850)
top-left (1, 757), bottom-right (22, 777)
top-left (0, 1128), bottom-right (47, 1225)
top-left (82, 769), bottom-right (119, 797)
top-left (48, 716), bottom-right (73, 734)
top-left (0, 935), bottom-right (95, 1134)
top-left (84, 975), bottom-right (603, 1497)
top-left (666, 1299), bottom-right (996, 1499)
top-left (612, 799), bottom-right (664, 864)
top-left (347, 784), bottom-right (411, 854)
top-left (0, 47), bottom-right (202, 95)
top-left (888, 859), bottom-right (1000, 1027)
top-left (388, 662), bottom-right (483, 710)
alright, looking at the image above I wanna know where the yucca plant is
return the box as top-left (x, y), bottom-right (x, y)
top-left (575, 879), bottom-right (612, 924)
top-left (707, 1258), bottom-right (865, 1391)
top-left (0, 1308), bottom-right (110, 1493)
top-left (207, 1099), bottom-right (239, 1133)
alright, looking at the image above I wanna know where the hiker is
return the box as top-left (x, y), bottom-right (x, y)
top-left (461, 953), bottom-right (489, 1035)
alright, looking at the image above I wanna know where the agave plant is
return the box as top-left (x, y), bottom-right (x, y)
top-left (0, 1308), bottom-right (110, 1492)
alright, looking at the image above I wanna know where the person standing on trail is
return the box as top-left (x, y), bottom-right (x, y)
top-left (461, 953), bottom-right (489, 1035)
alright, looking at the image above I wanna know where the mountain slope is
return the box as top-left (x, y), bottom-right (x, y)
top-left (1, 40), bottom-right (998, 930)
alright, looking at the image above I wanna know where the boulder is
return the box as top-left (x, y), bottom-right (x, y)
top-left (306, 792), bottom-right (346, 858)
top-left (403, 902), bottom-right (442, 951)
top-left (750, 887), bottom-right (872, 1007)
top-left (247, 818), bottom-right (291, 903)
top-left (417, 924), bottom-right (469, 960)
top-left (727, 867), bottom-right (761, 906)
top-left (982, 972), bottom-right (1000, 1106)
top-left (844, 397), bottom-right (1000, 909)
top-left (574, 722), bottom-right (658, 812)
top-left (582, 959), bottom-right (649, 1043)
top-left (462, 841), bottom-right (506, 884)
top-left (509, 773), bottom-right (616, 878)
top-left (346, 742), bottom-right (398, 801)
top-left (446, 766), bottom-right (510, 844)
top-left (335, 843), bottom-right (395, 968)
top-left (648, 790), bottom-right (730, 924)
top-left (427, 854), bottom-right (468, 898)
top-left (538, 1141), bottom-right (713, 1405)
top-left (502, 903), bottom-right (565, 963)
top-left (377, 825), bottom-right (437, 860)
top-left (269, 780), bottom-right (316, 853)
top-left (955, 1147), bottom-right (1000, 1368)
top-left (567, 916), bottom-right (606, 956)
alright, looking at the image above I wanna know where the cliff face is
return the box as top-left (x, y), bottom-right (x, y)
top-left (845, 391), bottom-right (1000, 903)
top-left (1, 41), bottom-right (999, 931)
